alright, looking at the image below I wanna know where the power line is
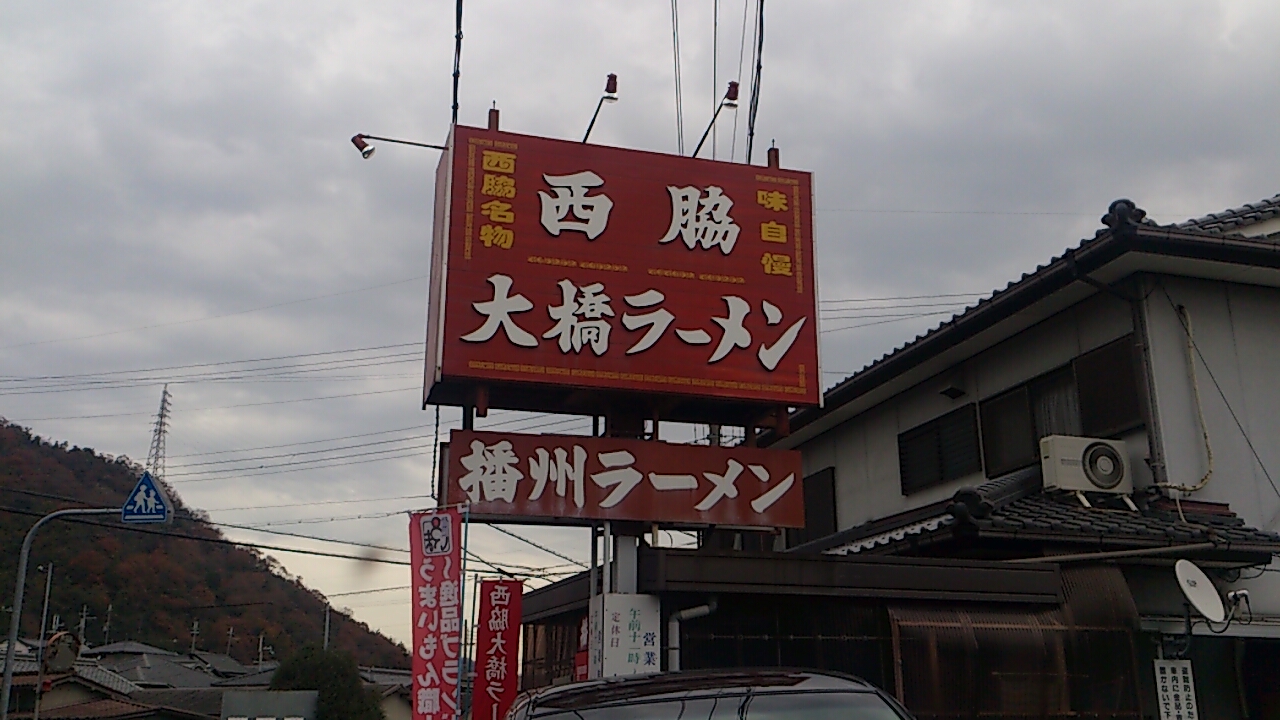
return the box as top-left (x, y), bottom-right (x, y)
top-left (171, 422), bottom-right (439, 458)
top-left (0, 503), bottom-right (412, 566)
top-left (202, 493), bottom-right (437, 513)
top-left (10, 386), bottom-right (418, 423)
top-left (0, 276), bottom-right (428, 351)
top-left (0, 343), bottom-right (420, 383)
top-left (486, 525), bottom-right (588, 569)
top-left (819, 310), bottom-right (959, 335)
top-left (819, 292), bottom-right (987, 305)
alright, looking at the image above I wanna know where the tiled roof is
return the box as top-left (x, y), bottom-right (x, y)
top-left (210, 668), bottom-right (273, 687)
top-left (96, 656), bottom-right (214, 689)
top-left (129, 689), bottom-right (225, 717)
top-left (188, 652), bottom-right (248, 677)
top-left (1179, 193), bottom-right (1280, 235)
top-left (811, 466), bottom-right (1280, 559)
top-left (29, 700), bottom-right (154, 720)
top-left (83, 643), bottom-right (177, 657)
top-left (6, 660), bottom-right (141, 696)
top-left (779, 198), bottom-right (1280, 443)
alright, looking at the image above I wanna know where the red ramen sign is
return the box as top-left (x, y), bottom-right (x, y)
top-left (424, 125), bottom-right (820, 414)
top-left (441, 430), bottom-right (804, 528)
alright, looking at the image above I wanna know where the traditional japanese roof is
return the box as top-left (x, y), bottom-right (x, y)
top-left (360, 666), bottom-right (412, 686)
top-left (6, 660), bottom-right (141, 696)
top-left (793, 466), bottom-right (1280, 564)
top-left (771, 199), bottom-right (1280, 448)
top-left (18, 699), bottom-right (211, 720)
top-left (128, 689), bottom-right (225, 718)
top-left (95, 655), bottom-right (215, 689)
top-left (1179, 192), bottom-right (1280, 237)
top-left (187, 652), bottom-right (249, 677)
top-left (208, 667), bottom-right (273, 687)
top-left (82, 643), bottom-right (178, 658)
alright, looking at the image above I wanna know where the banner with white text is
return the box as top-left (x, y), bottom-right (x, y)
top-left (410, 509), bottom-right (463, 720)
top-left (472, 579), bottom-right (523, 720)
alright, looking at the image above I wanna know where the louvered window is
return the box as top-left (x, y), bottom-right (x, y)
top-left (899, 404), bottom-right (981, 495)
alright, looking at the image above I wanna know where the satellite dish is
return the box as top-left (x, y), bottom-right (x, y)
top-left (1175, 559), bottom-right (1225, 623)
top-left (42, 631), bottom-right (80, 674)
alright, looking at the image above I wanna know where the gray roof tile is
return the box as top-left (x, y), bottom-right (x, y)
top-left (814, 466), bottom-right (1280, 558)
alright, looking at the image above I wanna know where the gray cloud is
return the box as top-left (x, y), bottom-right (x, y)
top-left (4, 0), bottom-right (1280, 643)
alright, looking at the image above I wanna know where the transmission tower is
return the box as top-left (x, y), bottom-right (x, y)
top-left (145, 384), bottom-right (172, 480)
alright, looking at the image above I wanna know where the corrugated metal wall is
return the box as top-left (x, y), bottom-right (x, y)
top-left (889, 567), bottom-right (1141, 719)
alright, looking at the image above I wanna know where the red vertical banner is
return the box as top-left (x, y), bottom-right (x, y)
top-left (472, 579), bottom-right (523, 720)
top-left (410, 509), bottom-right (463, 720)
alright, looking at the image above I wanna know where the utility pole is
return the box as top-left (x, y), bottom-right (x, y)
top-left (189, 620), bottom-right (199, 654)
top-left (322, 605), bottom-right (331, 650)
top-left (102, 604), bottom-right (112, 646)
top-left (76, 606), bottom-right (93, 646)
top-left (33, 564), bottom-right (54, 720)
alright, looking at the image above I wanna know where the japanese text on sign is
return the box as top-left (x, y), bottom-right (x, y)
top-left (472, 580), bottom-right (523, 720)
top-left (589, 594), bottom-right (661, 678)
top-left (444, 430), bottom-right (804, 527)
top-left (410, 510), bottom-right (463, 720)
top-left (425, 126), bottom-right (819, 410)
top-left (1154, 660), bottom-right (1198, 720)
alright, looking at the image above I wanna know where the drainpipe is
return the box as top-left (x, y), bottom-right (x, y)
top-left (667, 599), bottom-right (717, 672)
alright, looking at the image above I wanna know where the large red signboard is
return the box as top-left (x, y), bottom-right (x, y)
top-left (410, 509), bottom-right (462, 720)
top-left (424, 125), bottom-right (819, 414)
top-left (442, 430), bottom-right (804, 527)
top-left (472, 580), bottom-right (522, 720)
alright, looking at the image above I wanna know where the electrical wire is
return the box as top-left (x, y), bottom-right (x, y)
top-left (730, 0), bottom-right (751, 161)
top-left (0, 277), bottom-right (428, 351)
top-left (203, 493), bottom-right (437, 513)
top-left (0, 487), bottom-right (582, 580)
top-left (670, 0), bottom-right (685, 154)
top-left (485, 525), bottom-right (588, 569)
top-left (819, 310), bottom-right (963, 334)
top-left (0, 344), bottom-right (420, 384)
top-left (10, 386), bottom-right (418, 423)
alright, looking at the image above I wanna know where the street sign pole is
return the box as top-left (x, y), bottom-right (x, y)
top-left (1, 507), bottom-right (117, 720)
top-left (3, 471), bottom-right (171, 720)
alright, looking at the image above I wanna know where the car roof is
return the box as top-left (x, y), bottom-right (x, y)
top-left (519, 669), bottom-right (880, 711)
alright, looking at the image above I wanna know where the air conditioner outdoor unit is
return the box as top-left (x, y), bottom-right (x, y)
top-left (1040, 435), bottom-right (1132, 495)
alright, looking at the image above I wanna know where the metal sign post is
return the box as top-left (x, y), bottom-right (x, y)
top-left (3, 475), bottom-right (175, 720)
top-left (1, 508), bottom-right (117, 720)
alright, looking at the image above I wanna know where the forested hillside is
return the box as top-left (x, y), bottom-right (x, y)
top-left (0, 422), bottom-right (409, 668)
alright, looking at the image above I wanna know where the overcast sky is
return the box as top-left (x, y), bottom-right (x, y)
top-left (3, 1), bottom-right (1279, 650)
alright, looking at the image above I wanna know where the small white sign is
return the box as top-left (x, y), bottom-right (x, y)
top-left (588, 593), bottom-right (661, 678)
top-left (1154, 659), bottom-right (1198, 720)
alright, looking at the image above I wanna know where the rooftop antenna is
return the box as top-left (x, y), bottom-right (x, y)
top-left (145, 385), bottom-right (172, 481)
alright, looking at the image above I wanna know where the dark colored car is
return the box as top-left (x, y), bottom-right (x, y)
top-left (507, 669), bottom-right (913, 720)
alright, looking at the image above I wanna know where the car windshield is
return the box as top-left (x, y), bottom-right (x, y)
top-left (528, 691), bottom-right (905, 720)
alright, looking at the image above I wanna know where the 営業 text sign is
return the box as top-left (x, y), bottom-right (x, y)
top-left (424, 125), bottom-right (819, 409)
top-left (443, 430), bottom-right (804, 527)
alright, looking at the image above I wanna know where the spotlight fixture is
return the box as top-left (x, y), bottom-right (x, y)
top-left (691, 81), bottom-right (742, 158)
top-left (583, 73), bottom-right (620, 143)
top-left (351, 134), bottom-right (375, 159)
top-left (349, 133), bottom-right (447, 158)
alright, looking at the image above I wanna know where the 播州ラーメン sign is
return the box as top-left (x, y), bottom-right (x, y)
top-left (423, 125), bottom-right (819, 417)
top-left (441, 430), bottom-right (803, 527)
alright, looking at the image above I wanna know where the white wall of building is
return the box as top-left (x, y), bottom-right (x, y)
top-left (803, 291), bottom-right (1136, 530)
top-left (1143, 275), bottom-right (1280, 615)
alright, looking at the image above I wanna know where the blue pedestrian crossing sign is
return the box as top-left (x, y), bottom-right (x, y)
top-left (122, 471), bottom-right (171, 524)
